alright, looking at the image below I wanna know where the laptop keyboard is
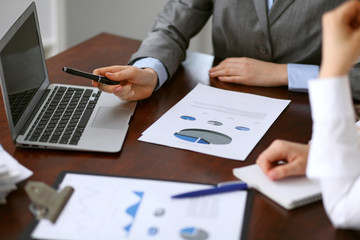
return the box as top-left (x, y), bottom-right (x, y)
top-left (25, 86), bottom-right (101, 145)
top-left (9, 88), bottom-right (37, 126)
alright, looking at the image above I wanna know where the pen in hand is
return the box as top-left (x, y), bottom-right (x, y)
top-left (171, 182), bottom-right (248, 199)
top-left (62, 67), bottom-right (120, 85)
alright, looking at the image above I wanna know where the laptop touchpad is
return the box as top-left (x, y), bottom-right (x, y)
top-left (91, 107), bottom-right (131, 130)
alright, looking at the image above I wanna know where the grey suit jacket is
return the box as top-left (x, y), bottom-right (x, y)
top-left (129, 0), bottom-right (360, 99)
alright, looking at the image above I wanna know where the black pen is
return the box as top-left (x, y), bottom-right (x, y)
top-left (62, 67), bottom-right (119, 85)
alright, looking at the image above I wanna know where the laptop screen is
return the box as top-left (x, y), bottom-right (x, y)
top-left (0, 11), bottom-right (46, 127)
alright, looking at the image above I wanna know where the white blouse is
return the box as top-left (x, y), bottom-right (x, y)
top-left (307, 75), bottom-right (360, 230)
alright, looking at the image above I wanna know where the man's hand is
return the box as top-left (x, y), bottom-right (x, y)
top-left (256, 140), bottom-right (309, 181)
top-left (209, 57), bottom-right (288, 87)
top-left (92, 65), bottom-right (158, 101)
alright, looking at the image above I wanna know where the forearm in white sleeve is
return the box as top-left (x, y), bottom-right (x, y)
top-left (320, 178), bottom-right (360, 229)
top-left (307, 76), bottom-right (360, 230)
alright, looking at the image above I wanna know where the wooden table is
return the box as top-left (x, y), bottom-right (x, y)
top-left (0, 33), bottom-right (359, 240)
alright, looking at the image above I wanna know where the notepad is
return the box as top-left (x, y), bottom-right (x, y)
top-left (233, 164), bottom-right (321, 210)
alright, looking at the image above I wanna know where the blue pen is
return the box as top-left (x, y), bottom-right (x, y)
top-left (171, 181), bottom-right (248, 199)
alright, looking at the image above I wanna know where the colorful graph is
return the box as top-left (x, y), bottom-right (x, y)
top-left (207, 120), bottom-right (222, 126)
top-left (180, 227), bottom-right (209, 240)
top-left (235, 126), bottom-right (250, 131)
top-left (123, 191), bottom-right (144, 235)
top-left (174, 128), bottom-right (232, 145)
top-left (180, 115), bottom-right (196, 121)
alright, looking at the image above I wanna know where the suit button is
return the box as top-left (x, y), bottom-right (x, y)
top-left (256, 46), bottom-right (268, 55)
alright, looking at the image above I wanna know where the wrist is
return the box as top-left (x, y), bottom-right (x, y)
top-left (278, 64), bottom-right (288, 85)
top-left (143, 67), bottom-right (159, 90)
top-left (319, 64), bottom-right (348, 79)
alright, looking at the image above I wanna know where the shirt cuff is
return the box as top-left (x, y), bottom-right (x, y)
top-left (287, 64), bottom-right (319, 92)
top-left (308, 76), bottom-right (354, 122)
top-left (132, 57), bottom-right (169, 91)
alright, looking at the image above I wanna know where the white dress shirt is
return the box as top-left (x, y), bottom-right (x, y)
top-left (307, 76), bottom-right (360, 230)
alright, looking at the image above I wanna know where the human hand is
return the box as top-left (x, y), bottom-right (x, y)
top-left (320, 0), bottom-right (360, 78)
top-left (256, 140), bottom-right (309, 181)
top-left (92, 65), bottom-right (158, 101)
top-left (208, 57), bottom-right (287, 87)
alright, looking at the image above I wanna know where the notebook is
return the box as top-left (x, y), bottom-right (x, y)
top-left (233, 164), bottom-right (321, 210)
top-left (0, 2), bottom-right (136, 153)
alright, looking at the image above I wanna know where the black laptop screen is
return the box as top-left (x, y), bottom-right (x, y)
top-left (0, 12), bottom-right (46, 126)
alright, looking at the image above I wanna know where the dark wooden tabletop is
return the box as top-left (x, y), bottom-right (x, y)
top-left (0, 33), bottom-right (359, 240)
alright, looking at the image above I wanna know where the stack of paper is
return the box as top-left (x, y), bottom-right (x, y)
top-left (0, 145), bottom-right (33, 203)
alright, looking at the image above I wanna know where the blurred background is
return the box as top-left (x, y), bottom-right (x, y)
top-left (0, 0), bottom-right (213, 58)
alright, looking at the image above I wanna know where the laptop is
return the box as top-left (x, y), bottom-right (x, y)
top-left (0, 2), bottom-right (136, 153)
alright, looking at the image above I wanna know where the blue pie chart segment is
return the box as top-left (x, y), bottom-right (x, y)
top-left (174, 133), bottom-right (209, 144)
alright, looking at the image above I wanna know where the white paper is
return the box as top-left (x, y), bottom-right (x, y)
top-left (140, 84), bottom-right (290, 160)
top-left (233, 164), bottom-right (321, 209)
top-left (32, 173), bottom-right (248, 240)
top-left (0, 145), bottom-right (33, 184)
top-left (0, 145), bottom-right (32, 204)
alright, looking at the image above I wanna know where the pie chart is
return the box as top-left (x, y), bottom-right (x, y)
top-left (174, 128), bottom-right (232, 145)
top-left (180, 227), bottom-right (209, 240)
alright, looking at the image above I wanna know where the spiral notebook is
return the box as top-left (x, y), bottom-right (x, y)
top-left (233, 164), bottom-right (321, 210)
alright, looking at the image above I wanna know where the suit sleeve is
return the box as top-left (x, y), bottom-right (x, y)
top-left (128, 0), bottom-right (213, 80)
top-left (349, 63), bottom-right (360, 101)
